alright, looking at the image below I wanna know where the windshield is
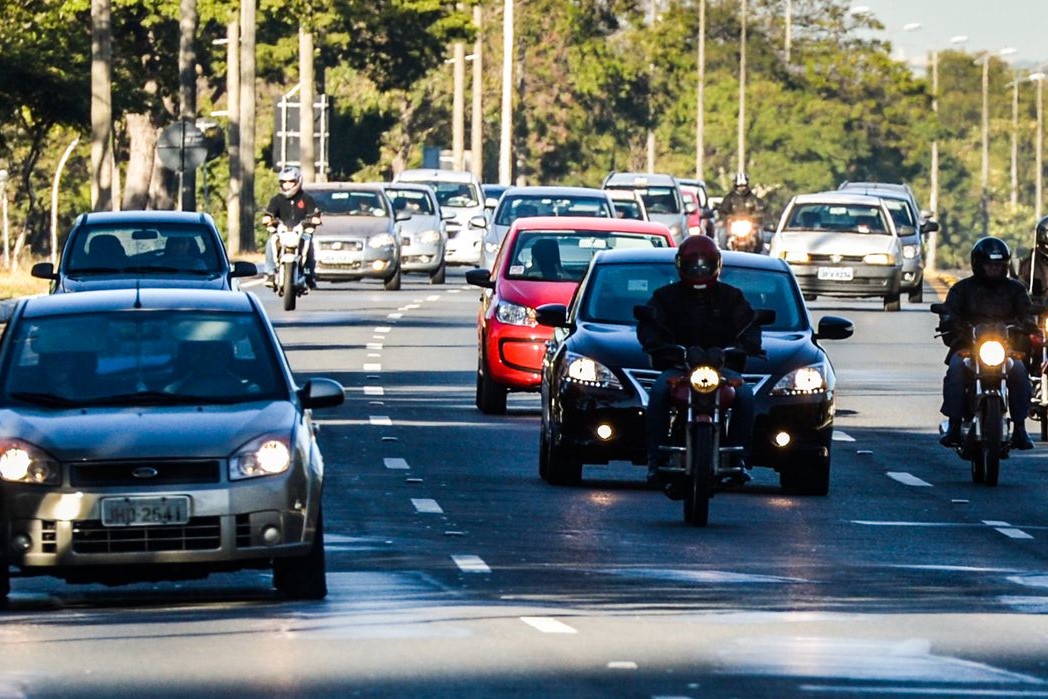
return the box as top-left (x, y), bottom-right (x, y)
top-left (784, 203), bottom-right (891, 234)
top-left (580, 262), bottom-right (805, 331)
top-left (609, 186), bottom-right (681, 215)
top-left (312, 190), bottom-right (389, 217)
top-left (611, 199), bottom-right (644, 221)
top-left (494, 195), bottom-right (613, 226)
top-left (422, 182), bottom-right (481, 209)
top-left (2, 310), bottom-right (287, 407)
top-left (880, 199), bottom-right (916, 229)
top-left (66, 224), bottom-right (223, 275)
top-left (504, 231), bottom-right (669, 283)
top-left (385, 189), bottom-right (435, 216)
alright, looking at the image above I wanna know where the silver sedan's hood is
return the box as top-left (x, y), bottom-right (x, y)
top-left (315, 216), bottom-right (392, 239)
top-left (1, 402), bottom-right (298, 461)
top-left (397, 215), bottom-right (441, 236)
top-left (775, 231), bottom-right (899, 255)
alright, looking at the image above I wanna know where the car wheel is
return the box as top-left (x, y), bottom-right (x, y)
top-left (883, 293), bottom-right (901, 312)
top-left (538, 416), bottom-right (551, 481)
top-left (545, 423), bottom-right (582, 486)
top-left (273, 508), bottom-right (328, 600)
top-left (429, 263), bottom-right (446, 285)
top-left (0, 557), bottom-right (9, 604)
top-left (779, 453), bottom-right (831, 496)
top-left (383, 267), bottom-right (402, 291)
top-left (476, 355), bottom-right (507, 415)
top-left (908, 285), bottom-right (923, 303)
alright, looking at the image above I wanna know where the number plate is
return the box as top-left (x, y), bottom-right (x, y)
top-left (101, 496), bottom-right (190, 527)
top-left (817, 266), bottom-right (854, 281)
top-left (319, 250), bottom-right (360, 264)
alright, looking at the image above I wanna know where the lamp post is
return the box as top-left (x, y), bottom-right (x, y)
top-left (737, 0), bottom-right (747, 174)
top-left (0, 169), bottom-right (8, 271)
top-left (784, 0), bottom-right (791, 64)
top-left (498, 0), bottom-right (513, 186)
top-left (976, 47), bottom-right (1017, 235)
top-left (695, 0), bottom-right (706, 180)
top-left (1032, 72), bottom-right (1046, 221)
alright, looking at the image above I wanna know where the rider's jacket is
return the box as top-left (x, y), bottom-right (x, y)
top-left (939, 275), bottom-right (1034, 358)
top-left (264, 190), bottom-right (320, 228)
top-left (718, 189), bottom-right (765, 222)
top-left (1017, 249), bottom-right (1048, 297)
top-left (637, 281), bottom-right (761, 370)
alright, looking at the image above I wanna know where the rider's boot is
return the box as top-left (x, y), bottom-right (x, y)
top-left (264, 272), bottom-right (276, 289)
top-left (1011, 424), bottom-right (1034, 450)
top-left (939, 419), bottom-right (962, 447)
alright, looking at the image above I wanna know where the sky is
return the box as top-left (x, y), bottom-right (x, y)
top-left (852, 0), bottom-right (1048, 70)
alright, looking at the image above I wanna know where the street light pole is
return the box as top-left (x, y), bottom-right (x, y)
top-left (784, 0), bottom-right (791, 63)
top-left (928, 49), bottom-right (940, 271)
top-left (695, 0), bottom-right (705, 180)
top-left (1011, 73), bottom-right (1019, 209)
top-left (1033, 72), bottom-right (1046, 221)
top-left (0, 169), bottom-right (8, 271)
top-left (981, 51), bottom-right (990, 235)
top-left (737, 0), bottom-right (747, 174)
top-left (498, 0), bottom-right (513, 186)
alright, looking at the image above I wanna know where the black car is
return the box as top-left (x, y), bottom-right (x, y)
top-left (536, 248), bottom-right (854, 494)
top-left (32, 210), bottom-right (257, 293)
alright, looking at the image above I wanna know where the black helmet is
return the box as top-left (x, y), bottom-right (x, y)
top-left (970, 236), bottom-right (1011, 283)
top-left (1037, 215), bottom-right (1048, 250)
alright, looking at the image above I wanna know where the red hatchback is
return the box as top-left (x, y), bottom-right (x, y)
top-left (465, 216), bottom-right (676, 414)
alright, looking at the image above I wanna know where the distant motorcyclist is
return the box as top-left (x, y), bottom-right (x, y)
top-left (637, 235), bottom-right (761, 493)
top-left (262, 165), bottom-right (321, 289)
top-left (718, 172), bottom-right (765, 227)
top-left (1017, 215), bottom-right (1048, 297)
top-left (938, 237), bottom-right (1036, 450)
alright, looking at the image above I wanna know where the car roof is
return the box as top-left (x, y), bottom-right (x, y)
top-left (74, 210), bottom-right (219, 227)
top-left (395, 169), bottom-right (479, 184)
top-left (306, 182), bottom-right (387, 193)
top-left (603, 172), bottom-right (678, 187)
top-left (510, 216), bottom-right (672, 236)
top-left (840, 181), bottom-right (912, 194)
top-left (500, 185), bottom-right (610, 197)
top-left (17, 288), bottom-right (258, 319)
top-left (789, 191), bottom-right (889, 207)
top-left (590, 247), bottom-right (790, 273)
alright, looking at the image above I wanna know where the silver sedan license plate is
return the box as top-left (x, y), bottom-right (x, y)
top-left (817, 266), bottom-right (854, 281)
top-left (101, 496), bottom-right (190, 527)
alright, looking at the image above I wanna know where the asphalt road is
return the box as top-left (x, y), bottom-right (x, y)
top-left (4, 269), bottom-right (1048, 698)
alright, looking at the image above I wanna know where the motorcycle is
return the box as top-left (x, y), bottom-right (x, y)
top-left (1026, 299), bottom-right (1048, 442)
top-left (931, 302), bottom-right (1037, 486)
top-left (724, 216), bottom-right (763, 254)
top-left (270, 222), bottom-right (312, 311)
top-left (636, 306), bottom-right (771, 526)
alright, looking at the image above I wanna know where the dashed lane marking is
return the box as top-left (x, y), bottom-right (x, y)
top-left (363, 386), bottom-right (384, 396)
top-left (426, 295), bottom-right (441, 301)
top-left (387, 312), bottom-right (404, 319)
top-left (832, 430), bottom-right (856, 442)
top-left (452, 555), bottom-right (491, 573)
top-left (369, 416), bottom-right (393, 426)
top-left (383, 457), bottom-right (409, 470)
top-left (984, 520), bottom-right (1034, 539)
top-left (412, 498), bottom-right (443, 514)
top-left (366, 342), bottom-right (383, 350)
top-left (520, 617), bottom-right (576, 634)
top-left (887, 472), bottom-right (933, 487)
top-left (374, 326), bottom-right (392, 333)
top-left (363, 363), bottom-right (382, 371)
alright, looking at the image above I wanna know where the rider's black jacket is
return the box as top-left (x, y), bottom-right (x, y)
top-left (717, 189), bottom-right (765, 222)
top-left (264, 190), bottom-right (320, 228)
top-left (1017, 249), bottom-right (1048, 297)
top-left (637, 280), bottom-right (761, 370)
top-left (939, 275), bottom-right (1034, 359)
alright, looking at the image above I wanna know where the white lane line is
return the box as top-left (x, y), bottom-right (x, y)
top-left (367, 353), bottom-right (381, 358)
top-left (412, 498), bottom-right (443, 514)
top-left (363, 386), bottom-right (384, 396)
top-left (832, 430), bottom-right (855, 442)
top-left (426, 295), bottom-right (441, 301)
top-left (984, 520), bottom-right (1034, 539)
top-left (448, 289), bottom-right (462, 293)
top-left (369, 416), bottom-right (393, 426)
top-left (606, 661), bottom-right (638, 670)
top-left (402, 304), bottom-right (420, 310)
top-left (800, 686), bottom-right (1048, 696)
top-left (452, 555), bottom-right (491, 573)
top-left (383, 457), bottom-right (409, 470)
top-left (887, 472), bottom-right (933, 487)
top-left (363, 363), bottom-right (382, 371)
top-left (366, 342), bottom-right (383, 350)
top-left (387, 312), bottom-right (404, 319)
top-left (520, 617), bottom-right (576, 634)
top-left (374, 326), bottom-right (392, 333)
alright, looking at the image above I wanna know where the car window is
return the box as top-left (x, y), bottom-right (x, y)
top-left (385, 189), bottom-right (435, 216)
top-left (611, 199), bottom-right (644, 220)
top-left (2, 310), bottom-right (286, 406)
top-left (505, 231), bottom-right (669, 282)
top-left (580, 263), bottom-right (804, 332)
top-left (879, 198), bottom-right (916, 229)
top-left (423, 182), bottom-right (480, 208)
top-left (495, 195), bottom-right (613, 226)
top-left (66, 224), bottom-right (223, 274)
top-left (613, 186), bottom-right (681, 215)
top-left (784, 204), bottom-right (890, 234)
top-left (312, 190), bottom-right (388, 217)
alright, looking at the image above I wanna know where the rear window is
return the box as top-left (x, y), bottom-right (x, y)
top-left (504, 231), bottom-right (669, 283)
top-left (495, 195), bottom-right (613, 226)
top-left (784, 204), bottom-right (890, 234)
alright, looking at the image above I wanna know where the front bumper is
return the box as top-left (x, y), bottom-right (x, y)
top-left (789, 263), bottom-right (902, 298)
top-left (314, 238), bottom-right (398, 281)
top-left (445, 225), bottom-right (483, 266)
top-left (400, 238), bottom-right (445, 273)
top-left (487, 324), bottom-right (551, 390)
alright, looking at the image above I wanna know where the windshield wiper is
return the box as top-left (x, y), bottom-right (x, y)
top-left (67, 266), bottom-right (124, 274)
top-left (91, 391), bottom-right (203, 406)
top-left (8, 391), bottom-right (85, 407)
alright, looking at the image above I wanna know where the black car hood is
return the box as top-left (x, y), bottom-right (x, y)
top-left (58, 275), bottom-right (228, 293)
top-left (568, 322), bottom-right (823, 377)
top-left (0, 401), bottom-right (298, 461)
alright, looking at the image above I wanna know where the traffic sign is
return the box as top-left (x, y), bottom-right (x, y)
top-left (157, 120), bottom-right (209, 172)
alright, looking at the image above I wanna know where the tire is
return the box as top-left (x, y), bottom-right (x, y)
top-left (908, 285), bottom-right (924, 303)
top-left (1041, 407), bottom-right (1048, 443)
top-left (383, 267), bottom-right (402, 291)
top-left (538, 418), bottom-right (550, 481)
top-left (429, 263), bottom-right (446, 285)
top-left (476, 355), bottom-right (507, 415)
top-left (282, 261), bottom-right (297, 311)
top-left (684, 423), bottom-right (714, 527)
top-left (883, 293), bottom-right (901, 312)
top-left (0, 557), bottom-right (9, 604)
top-left (983, 399), bottom-right (1002, 487)
top-left (273, 508), bottom-right (327, 600)
top-left (545, 423), bottom-right (582, 486)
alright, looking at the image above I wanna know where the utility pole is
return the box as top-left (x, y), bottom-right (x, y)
top-left (981, 52), bottom-right (990, 236)
top-left (737, 0), bottom-right (747, 173)
top-left (928, 49), bottom-right (939, 272)
top-left (452, 39), bottom-right (466, 171)
top-left (300, 25), bottom-right (315, 184)
top-left (90, 0), bottom-right (113, 212)
top-left (1035, 72), bottom-right (1045, 221)
top-left (784, 0), bottom-right (791, 63)
top-left (1010, 73), bottom-right (1019, 209)
top-left (226, 16), bottom-right (241, 252)
top-left (499, 0), bottom-right (514, 185)
top-left (471, 4), bottom-right (484, 181)
top-left (178, 0), bottom-right (198, 211)
top-left (695, 0), bottom-right (705, 180)
top-left (238, 0), bottom-right (257, 252)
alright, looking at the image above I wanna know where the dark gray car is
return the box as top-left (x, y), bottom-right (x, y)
top-left (602, 172), bottom-right (693, 244)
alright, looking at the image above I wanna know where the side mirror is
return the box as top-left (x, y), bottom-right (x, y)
top-left (468, 214), bottom-right (488, 229)
top-left (815, 315), bottom-right (854, 341)
top-left (684, 201), bottom-right (698, 215)
top-left (485, 196), bottom-right (499, 210)
top-left (700, 207), bottom-right (713, 219)
top-left (465, 268), bottom-right (495, 289)
top-left (230, 260), bottom-right (258, 278)
top-left (929, 302), bottom-right (947, 315)
top-left (920, 219), bottom-right (940, 234)
top-left (395, 210), bottom-right (413, 222)
top-left (442, 209), bottom-right (457, 221)
top-left (535, 303), bottom-right (568, 328)
top-left (298, 378), bottom-right (346, 409)
top-left (633, 304), bottom-right (656, 322)
top-left (31, 262), bottom-right (57, 280)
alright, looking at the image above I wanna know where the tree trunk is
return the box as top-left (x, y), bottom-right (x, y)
top-left (90, 0), bottom-right (113, 211)
top-left (124, 113), bottom-right (157, 209)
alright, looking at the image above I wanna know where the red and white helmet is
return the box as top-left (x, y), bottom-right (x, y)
top-left (675, 235), bottom-right (722, 288)
top-left (278, 165), bottom-right (303, 198)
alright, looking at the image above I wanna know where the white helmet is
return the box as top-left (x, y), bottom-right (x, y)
top-left (734, 172), bottom-right (749, 189)
top-left (278, 165), bottom-right (302, 198)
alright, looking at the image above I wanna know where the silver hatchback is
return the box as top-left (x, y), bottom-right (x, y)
top-left (384, 182), bottom-right (450, 284)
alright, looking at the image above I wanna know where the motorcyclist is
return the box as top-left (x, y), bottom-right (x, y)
top-left (637, 235), bottom-right (761, 495)
top-left (1017, 215), bottom-right (1048, 297)
top-left (261, 165), bottom-right (321, 289)
top-left (718, 172), bottom-right (765, 227)
top-left (937, 236), bottom-right (1036, 450)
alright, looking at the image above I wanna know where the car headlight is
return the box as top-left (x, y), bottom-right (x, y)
top-left (902, 245), bottom-right (918, 260)
top-left (0, 439), bottom-right (59, 485)
top-left (484, 241), bottom-right (500, 254)
top-left (419, 230), bottom-right (442, 245)
top-left (230, 436), bottom-right (292, 480)
top-left (368, 233), bottom-right (396, 249)
top-left (669, 224), bottom-right (682, 238)
top-left (689, 366), bottom-right (720, 393)
top-left (863, 253), bottom-right (895, 265)
top-left (978, 340), bottom-right (1006, 367)
top-left (771, 364), bottom-right (829, 395)
top-left (564, 352), bottom-right (621, 389)
top-left (495, 301), bottom-right (536, 327)
top-left (783, 250), bottom-right (810, 263)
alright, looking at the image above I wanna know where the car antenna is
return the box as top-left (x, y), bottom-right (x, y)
top-left (134, 280), bottom-right (142, 309)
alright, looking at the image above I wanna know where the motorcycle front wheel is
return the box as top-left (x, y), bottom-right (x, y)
top-left (282, 260), bottom-right (297, 311)
top-left (982, 399), bottom-right (1002, 487)
top-left (684, 422), bottom-right (715, 527)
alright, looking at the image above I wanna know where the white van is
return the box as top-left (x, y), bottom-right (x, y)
top-left (393, 169), bottom-right (485, 266)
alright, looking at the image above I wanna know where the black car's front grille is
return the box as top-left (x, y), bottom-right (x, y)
top-left (623, 368), bottom-right (770, 404)
top-left (70, 460), bottom-right (222, 487)
top-left (72, 517), bottom-right (222, 553)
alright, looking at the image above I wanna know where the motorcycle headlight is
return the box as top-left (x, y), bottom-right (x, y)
top-left (0, 439), bottom-right (60, 485)
top-left (564, 352), bottom-right (621, 389)
top-left (902, 245), bottom-right (918, 259)
top-left (419, 230), bottom-right (442, 245)
top-left (771, 364), bottom-right (829, 395)
top-left (230, 436), bottom-right (291, 480)
top-left (278, 230), bottom-right (302, 247)
top-left (783, 250), bottom-right (810, 264)
top-left (368, 233), bottom-right (396, 249)
top-left (495, 301), bottom-right (536, 327)
top-left (729, 220), bottom-right (754, 235)
top-left (863, 253), bottom-right (895, 265)
top-left (690, 366), bottom-right (720, 393)
top-left (978, 340), bottom-right (1006, 367)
